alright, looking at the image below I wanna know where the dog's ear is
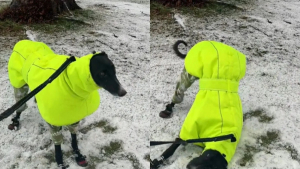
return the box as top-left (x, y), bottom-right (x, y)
top-left (92, 51), bottom-right (107, 58)
top-left (99, 51), bottom-right (107, 56)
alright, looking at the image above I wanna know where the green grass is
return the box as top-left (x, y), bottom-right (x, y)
top-left (102, 140), bottom-right (123, 156)
top-left (86, 155), bottom-right (106, 169)
top-left (150, 1), bottom-right (173, 20)
top-left (29, 9), bottom-right (98, 34)
top-left (151, 1), bottom-right (243, 21)
top-left (180, 2), bottom-right (241, 18)
top-left (239, 145), bottom-right (260, 166)
top-left (257, 130), bottom-right (280, 147)
top-left (239, 130), bottom-right (283, 166)
top-left (0, 8), bottom-right (100, 36)
top-left (120, 153), bottom-right (143, 169)
top-left (144, 153), bottom-right (150, 162)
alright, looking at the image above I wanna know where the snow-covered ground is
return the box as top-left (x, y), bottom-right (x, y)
top-left (0, 0), bottom-right (150, 169)
top-left (150, 0), bottom-right (300, 169)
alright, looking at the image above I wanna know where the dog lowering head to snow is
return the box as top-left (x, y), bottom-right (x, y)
top-left (153, 41), bottom-right (246, 169)
top-left (7, 40), bottom-right (127, 168)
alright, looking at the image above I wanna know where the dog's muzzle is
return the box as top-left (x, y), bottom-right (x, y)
top-left (118, 86), bottom-right (127, 97)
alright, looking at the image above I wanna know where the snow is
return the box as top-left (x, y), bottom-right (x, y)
top-left (150, 0), bottom-right (300, 169)
top-left (0, 0), bottom-right (149, 169)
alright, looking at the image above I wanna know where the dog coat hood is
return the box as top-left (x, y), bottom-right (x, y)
top-left (8, 40), bottom-right (100, 126)
top-left (179, 41), bottom-right (246, 163)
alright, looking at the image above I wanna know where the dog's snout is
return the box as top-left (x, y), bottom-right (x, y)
top-left (118, 87), bottom-right (127, 97)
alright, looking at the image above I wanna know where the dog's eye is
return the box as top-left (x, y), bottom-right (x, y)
top-left (99, 72), bottom-right (107, 77)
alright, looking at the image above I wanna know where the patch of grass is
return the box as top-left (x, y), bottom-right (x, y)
top-left (73, 9), bottom-right (97, 20)
top-left (239, 145), bottom-right (260, 166)
top-left (44, 152), bottom-right (56, 164)
top-left (30, 17), bottom-right (89, 34)
top-left (150, 1), bottom-right (173, 20)
top-left (120, 153), bottom-right (143, 169)
top-left (244, 108), bottom-right (274, 123)
top-left (239, 130), bottom-right (281, 166)
top-left (151, 1), bottom-right (243, 21)
top-left (282, 143), bottom-right (299, 161)
top-left (0, 8), bottom-right (100, 35)
top-left (103, 125), bottom-right (117, 133)
top-left (257, 130), bottom-right (280, 147)
top-left (9, 163), bottom-right (19, 169)
top-left (180, 3), bottom-right (236, 17)
top-left (143, 153), bottom-right (150, 162)
top-left (79, 119), bottom-right (117, 134)
top-left (101, 140), bottom-right (123, 157)
top-left (86, 155), bottom-right (106, 169)
top-left (0, 19), bottom-right (25, 37)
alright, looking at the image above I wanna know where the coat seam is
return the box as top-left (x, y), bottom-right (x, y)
top-left (236, 51), bottom-right (241, 80)
top-left (208, 41), bottom-right (219, 79)
top-left (13, 50), bottom-right (26, 60)
top-left (218, 91), bottom-right (224, 133)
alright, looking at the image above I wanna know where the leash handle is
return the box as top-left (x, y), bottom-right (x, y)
top-left (0, 56), bottom-right (76, 121)
top-left (150, 134), bottom-right (236, 146)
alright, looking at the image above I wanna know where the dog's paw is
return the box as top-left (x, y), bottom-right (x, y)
top-left (8, 121), bottom-right (20, 131)
top-left (159, 110), bottom-right (173, 118)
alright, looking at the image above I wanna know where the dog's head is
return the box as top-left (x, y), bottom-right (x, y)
top-left (90, 52), bottom-right (127, 97)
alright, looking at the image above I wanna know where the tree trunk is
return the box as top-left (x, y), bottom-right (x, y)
top-left (1, 0), bottom-right (82, 23)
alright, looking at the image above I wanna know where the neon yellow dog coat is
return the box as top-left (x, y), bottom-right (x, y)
top-left (179, 41), bottom-right (246, 163)
top-left (8, 40), bottom-right (100, 126)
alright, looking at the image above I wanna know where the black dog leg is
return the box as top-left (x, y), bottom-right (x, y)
top-left (151, 138), bottom-right (182, 169)
top-left (71, 133), bottom-right (88, 167)
top-left (159, 102), bottom-right (175, 118)
top-left (8, 111), bottom-right (21, 130)
top-left (186, 149), bottom-right (228, 169)
top-left (55, 145), bottom-right (69, 169)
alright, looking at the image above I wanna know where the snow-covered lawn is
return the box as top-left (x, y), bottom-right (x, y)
top-left (150, 0), bottom-right (300, 168)
top-left (0, 0), bottom-right (150, 169)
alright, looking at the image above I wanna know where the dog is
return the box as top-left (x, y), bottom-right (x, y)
top-left (152, 40), bottom-right (246, 169)
top-left (7, 40), bottom-right (127, 168)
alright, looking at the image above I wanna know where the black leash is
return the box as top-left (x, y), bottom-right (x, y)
top-left (150, 134), bottom-right (236, 146)
top-left (0, 56), bottom-right (76, 121)
top-left (150, 134), bottom-right (236, 169)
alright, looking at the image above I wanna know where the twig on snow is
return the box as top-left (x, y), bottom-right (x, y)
top-left (283, 20), bottom-right (292, 24)
top-left (249, 25), bottom-right (271, 37)
top-left (96, 39), bottom-right (117, 51)
top-left (129, 34), bottom-right (137, 38)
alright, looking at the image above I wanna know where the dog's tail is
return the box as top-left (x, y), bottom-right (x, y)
top-left (173, 40), bottom-right (188, 59)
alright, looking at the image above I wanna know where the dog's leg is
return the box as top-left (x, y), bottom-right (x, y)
top-left (48, 123), bottom-right (69, 168)
top-left (8, 85), bottom-right (29, 130)
top-left (67, 122), bottom-right (88, 167)
top-left (151, 138), bottom-right (182, 169)
top-left (186, 149), bottom-right (228, 169)
top-left (160, 68), bottom-right (198, 118)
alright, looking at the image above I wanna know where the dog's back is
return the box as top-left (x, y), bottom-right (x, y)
top-left (8, 40), bottom-right (101, 126)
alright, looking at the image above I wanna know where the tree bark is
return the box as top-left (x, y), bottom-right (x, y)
top-left (1, 0), bottom-right (82, 23)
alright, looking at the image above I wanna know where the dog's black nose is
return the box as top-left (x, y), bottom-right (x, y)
top-left (118, 88), bottom-right (127, 97)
